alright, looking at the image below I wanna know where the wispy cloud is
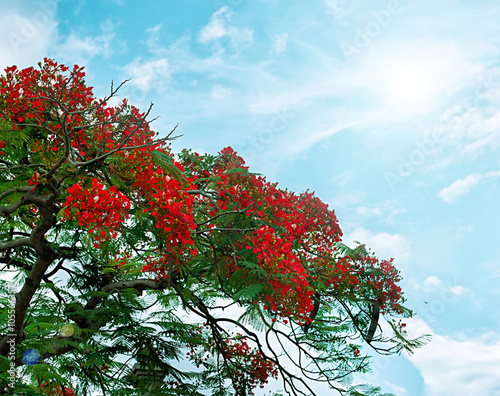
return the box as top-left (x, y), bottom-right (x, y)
top-left (122, 58), bottom-right (171, 93)
top-left (54, 20), bottom-right (119, 66)
top-left (382, 382), bottom-right (408, 395)
top-left (324, 0), bottom-right (350, 19)
top-left (270, 33), bottom-right (288, 55)
top-left (211, 84), bottom-right (232, 100)
top-left (439, 170), bottom-right (500, 203)
top-left (438, 173), bottom-right (482, 203)
top-left (282, 122), bottom-right (355, 158)
top-left (419, 68), bottom-right (500, 172)
top-left (199, 8), bottom-right (229, 43)
top-left (356, 202), bottom-right (405, 220)
top-left (198, 7), bottom-right (253, 50)
top-left (56, 33), bottom-right (114, 65)
top-left (119, 5), bottom-right (499, 170)
top-left (417, 275), bottom-right (469, 298)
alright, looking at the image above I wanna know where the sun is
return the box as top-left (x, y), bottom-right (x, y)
top-left (383, 61), bottom-right (439, 110)
top-left (385, 63), bottom-right (432, 104)
top-left (362, 53), bottom-right (445, 114)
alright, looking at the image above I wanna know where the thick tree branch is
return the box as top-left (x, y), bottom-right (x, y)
top-left (0, 237), bottom-right (33, 251)
top-left (0, 199), bottom-right (58, 357)
top-left (3, 278), bottom-right (170, 366)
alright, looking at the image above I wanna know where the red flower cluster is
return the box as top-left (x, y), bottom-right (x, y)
top-left (141, 163), bottom-right (196, 254)
top-left (62, 179), bottom-right (131, 247)
top-left (247, 226), bottom-right (314, 321)
top-left (223, 335), bottom-right (278, 395)
top-left (175, 147), bottom-right (406, 320)
top-left (122, 149), bottom-right (198, 273)
top-left (40, 382), bottom-right (75, 396)
top-left (393, 318), bottom-right (408, 335)
top-left (335, 248), bottom-right (405, 314)
top-left (186, 327), bottom-right (278, 395)
top-left (0, 59), bottom-right (93, 137)
top-left (197, 148), bottom-right (346, 321)
top-left (55, 387), bottom-right (75, 396)
top-left (0, 58), bottom-right (158, 169)
top-left (367, 257), bottom-right (404, 314)
top-left (350, 345), bottom-right (361, 357)
top-left (322, 256), bottom-right (361, 291)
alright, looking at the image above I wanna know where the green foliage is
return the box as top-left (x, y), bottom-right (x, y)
top-left (151, 150), bottom-right (188, 185)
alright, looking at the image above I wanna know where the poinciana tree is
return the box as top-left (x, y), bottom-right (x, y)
top-left (0, 59), bottom-right (428, 396)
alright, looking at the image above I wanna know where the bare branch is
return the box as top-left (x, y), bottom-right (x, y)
top-left (0, 237), bottom-right (32, 251)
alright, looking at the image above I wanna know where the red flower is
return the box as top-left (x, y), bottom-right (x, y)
top-left (62, 179), bottom-right (131, 247)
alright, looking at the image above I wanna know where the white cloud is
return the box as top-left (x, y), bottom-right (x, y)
top-left (54, 19), bottom-right (120, 67)
top-left (423, 275), bottom-right (442, 288)
top-left (439, 170), bottom-right (500, 203)
top-left (198, 7), bottom-right (253, 50)
top-left (478, 260), bottom-right (500, 283)
top-left (199, 8), bottom-right (229, 43)
top-left (418, 67), bottom-right (500, 170)
top-left (244, 38), bottom-right (487, 161)
top-left (344, 227), bottom-right (411, 264)
top-left (211, 84), bottom-right (232, 100)
top-left (356, 206), bottom-right (382, 217)
top-left (146, 24), bottom-right (167, 56)
top-left (486, 170), bottom-right (500, 178)
top-left (419, 275), bottom-right (469, 298)
top-left (324, 0), bottom-right (350, 19)
top-left (284, 122), bottom-right (355, 158)
top-left (0, 1), bottom-right (57, 71)
top-left (271, 33), bottom-right (288, 55)
top-left (55, 32), bottom-right (114, 66)
top-left (449, 285), bottom-right (468, 297)
top-left (382, 381), bottom-right (408, 395)
top-left (438, 173), bottom-right (481, 203)
top-left (356, 202), bottom-right (404, 219)
top-left (122, 58), bottom-right (171, 93)
top-left (408, 317), bottom-right (500, 396)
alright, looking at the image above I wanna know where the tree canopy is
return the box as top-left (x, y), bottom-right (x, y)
top-left (0, 59), bottom-right (428, 396)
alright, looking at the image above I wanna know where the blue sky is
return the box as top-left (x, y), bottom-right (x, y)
top-left (2, 0), bottom-right (500, 394)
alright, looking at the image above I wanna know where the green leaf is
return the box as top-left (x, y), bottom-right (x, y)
top-left (224, 167), bottom-right (248, 175)
top-left (237, 304), bottom-right (267, 332)
top-left (232, 283), bottom-right (263, 302)
top-left (151, 150), bottom-right (188, 185)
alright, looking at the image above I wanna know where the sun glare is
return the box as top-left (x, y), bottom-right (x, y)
top-left (382, 60), bottom-right (440, 111)
top-left (388, 65), bottom-right (430, 101)
top-left (364, 54), bottom-right (445, 114)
